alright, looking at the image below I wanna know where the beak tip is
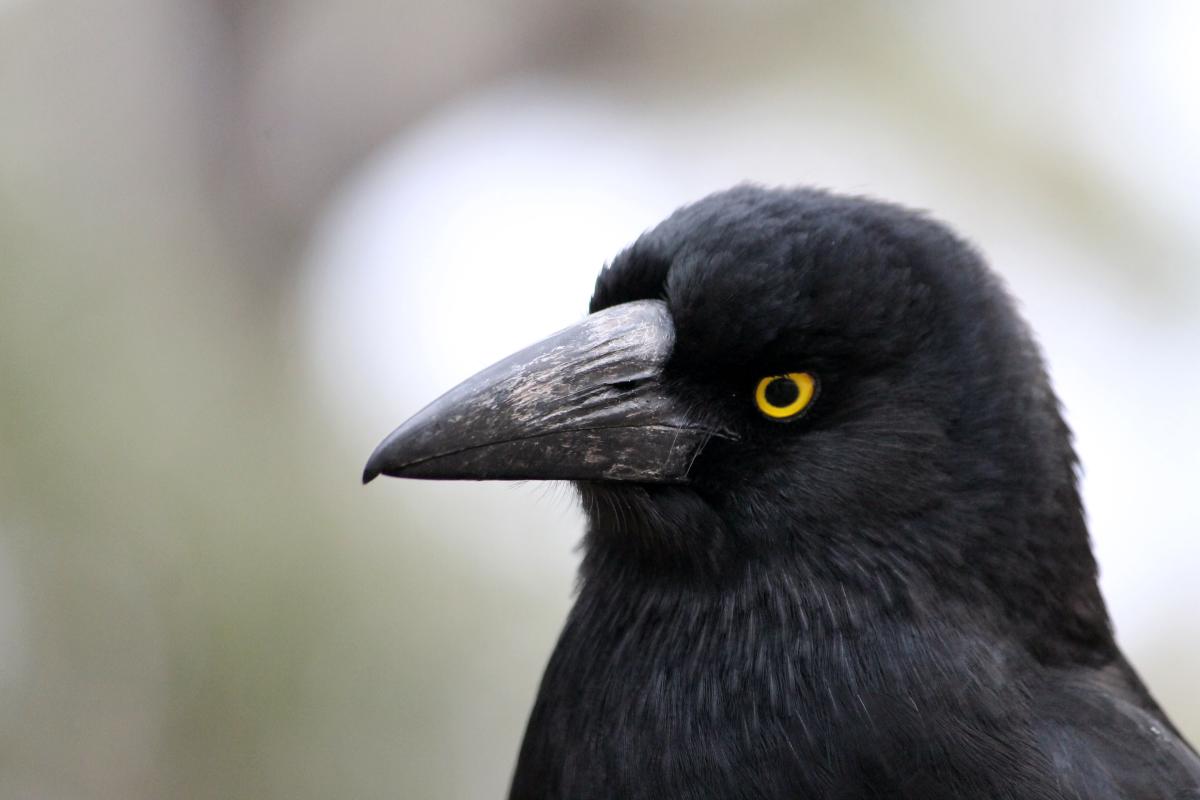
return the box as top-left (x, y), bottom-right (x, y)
top-left (364, 427), bottom-right (418, 484)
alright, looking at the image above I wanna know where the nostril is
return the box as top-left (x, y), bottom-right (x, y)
top-left (610, 380), bottom-right (641, 392)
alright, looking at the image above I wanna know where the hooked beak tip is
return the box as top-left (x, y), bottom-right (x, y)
top-left (362, 465), bottom-right (381, 485)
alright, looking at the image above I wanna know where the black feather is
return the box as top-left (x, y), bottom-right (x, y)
top-left (509, 186), bottom-right (1198, 799)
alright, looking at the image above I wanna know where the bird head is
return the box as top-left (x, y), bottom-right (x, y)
top-left (364, 186), bottom-right (1108, 654)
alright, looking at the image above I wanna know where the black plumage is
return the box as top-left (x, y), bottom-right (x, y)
top-left (365, 186), bottom-right (1200, 799)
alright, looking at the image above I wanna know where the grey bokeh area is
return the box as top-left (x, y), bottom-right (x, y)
top-left (2, 2), bottom-right (1198, 798)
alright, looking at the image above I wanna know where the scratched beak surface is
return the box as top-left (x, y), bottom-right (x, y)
top-left (362, 300), bottom-right (715, 483)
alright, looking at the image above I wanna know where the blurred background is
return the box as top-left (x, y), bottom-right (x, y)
top-left (2, 1), bottom-right (1198, 797)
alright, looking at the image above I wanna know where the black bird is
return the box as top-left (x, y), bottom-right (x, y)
top-left (363, 186), bottom-right (1200, 799)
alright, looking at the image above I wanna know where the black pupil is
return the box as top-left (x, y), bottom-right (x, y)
top-left (764, 377), bottom-right (800, 408)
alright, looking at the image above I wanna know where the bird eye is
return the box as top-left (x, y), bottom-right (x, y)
top-left (754, 372), bottom-right (817, 421)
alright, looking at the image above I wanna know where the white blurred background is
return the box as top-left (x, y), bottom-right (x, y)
top-left (2, 2), bottom-right (1197, 798)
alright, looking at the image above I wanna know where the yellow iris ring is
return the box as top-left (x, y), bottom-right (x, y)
top-left (755, 372), bottom-right (816, 420)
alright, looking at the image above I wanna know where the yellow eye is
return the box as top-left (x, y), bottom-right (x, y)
top-left (754, 372), bottom-right (817, 421)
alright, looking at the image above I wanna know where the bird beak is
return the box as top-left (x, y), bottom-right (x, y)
top-left (362, 300), bottom-right (716, 484)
